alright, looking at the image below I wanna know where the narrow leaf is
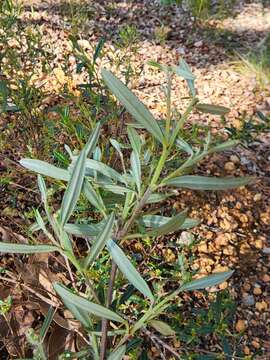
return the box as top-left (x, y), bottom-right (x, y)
top-left (146, 209), bottom-right (188, 237)
top-left (180, 270), bottom-right (234, 291)
top-left (209, 140), bottom-right (240, 153)
top-left (64, 222), bottom-right (103, 237)
top-left (196, 103), bottom-right (230, 116)
top-left (107, 345), bottom-right (126, 360)
top-left (107, 239), bottom-right (154, 301)
top-left (127, 126), bottom-right (142, 154)
top-left (84, 213), bottom-right (115, 268)
top-left (83, 181), bottom-right (106, 214)
top-left (60, 148), bottom-right (87, 226)
top-left (140, 215), bottom-right (200, 230)
top-left (102, 69), bottom-right (164, 143)
top-left (0, 243), bottom-right (59, 254)
top-left (40, 306), bottom-right (55, 341)
top-left (62, 298), bottom-right (92, 329)
top-left (149, 320), bottom-right (175, 336)
top-left (165, 175), bottom-right (254, 191)
top-left (84, 123), bottom-right (101, 157)
top-left (20, 159), bottom-right (69, 181)
top-left (86, 159), bottom-right (127, 185)
top-left (130, 151), bottom-right (141, 193)
top-left (37, 175), bottom-right (48, 204)
top-left (53, 283), bottom-right (124, 323)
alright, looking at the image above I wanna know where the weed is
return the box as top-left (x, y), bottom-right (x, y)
top-left (0, 59), bottom-right (253, 358)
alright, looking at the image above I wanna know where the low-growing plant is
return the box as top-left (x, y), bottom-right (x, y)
top-left (0, 60), bottom-right (253, 358)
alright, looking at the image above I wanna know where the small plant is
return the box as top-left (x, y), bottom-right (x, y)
top-left (0, 60), bottom-right (253, 358)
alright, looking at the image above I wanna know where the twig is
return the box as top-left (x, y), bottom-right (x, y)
top-left (142, 328), bottom-right (182, 359)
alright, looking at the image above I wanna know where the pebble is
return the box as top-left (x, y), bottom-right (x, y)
top-left (255, 301), bottom-right (268, 311)
top-left (243, 294), bottom-right (255, 306)
top-left (194, 40), bottom-right (203, 47)
top-left (262, 247), bottom-right (270, 254)
top-left (253, 193), bottom-right (262, 202)
top-left (224, 161), bottom-right (235, 171)
top-left (243, 346), bottom-right (250, 355)
top-left (235, 319), bottom-right (246, 332)
top-left (255, 239), bottom-right (263, 249)
top-left (261, 274), bottom-right (270, 283)
top-left (251, 339), bottom-right (260, 349)
top-left (253, 286), bottom-right (262, 295)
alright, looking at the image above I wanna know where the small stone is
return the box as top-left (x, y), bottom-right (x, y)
top-left (219, 281), bottom-right (228, 290)
top-left (197, 242), bottom-right (208, 253)
top-left (251, 340), bottom-right (260, 349)
top-left (224, 162), bottom-right (235, 171)
top-left (194, 40), bottom-right (203, 47)
top-left (243, 282), bottom-right (251, 292)
top-left (235, 319), bottom-right (246, 332)
top-left (215, 233), bottom-right (229, 247)
top-left (230, 155), bottom-right (240, 164)
top-left (242, 294), bottom-right (255, 306)
top-left (255, 239), bottom-right (263, 249)
top-left (243, 346), bottom-right (250, 355)
top-left (253, 286), bottom-right (262, 295)
top-left (255, 301), bottom-right (268, 311)
top-left (262, 247), bottom-right (270, 254)
top-left (261, 274), bottom-right (270, 283)
top-left (253, 193), bottom-right (262, 202)
top-left (176, 47), bottom-right (185, 55)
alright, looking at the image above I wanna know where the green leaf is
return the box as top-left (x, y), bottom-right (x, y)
top-left (84, 213), bottom-right (115, 268)
top-left (83, 181), bottom-right (106, 214)
top-left (127, 126), bottom-right (142, 154)
top-left (107, 345), bottom-right (126, 360)
top-left (149, 320), bottom-right (175, 336)
top-left (20, 159), bottom-right (69, 181)
top-left (85, 159), bottom-right (127, 185)
top-left (146, 193), bottom-right (170, 204)
top-left (102, 69), bottom-right (164, 143)
top-left (62, 298), bottom-right (92, 329)
top-left (53, 283), bottom-right (124, 323)
top-left (60, 148), bottom-right (87, 226)
top-left (84, 123), bottom-right (101, 157)
top-left (37, 175), bottom-right (48, 204)
top-left (165, 175), bottom-right (253, 190)
top-left (146, 209), bottom-right (188, 237)
top-left (209, 140), bottom-right (239, 153)
top-left (107, 239), bottom-right (154, 302)
top-left (40, 306), bottom-right (55, 341)
top-left (103, 184), bottom-right (134, 195)
top-left (64, 222), bottom-right (103, 237)
top-left (130, 151), bottom-right (141, 193)
top-left (196, 103), bottom-right (230, 116)
top-left (177, 59), bottom-right (196, 97)
top-left (140, 215), bottom-right (200, 230)
top-left (0, 243), bottom-right (59, 254)
top-left (180, 270), bottom-right (234, 291)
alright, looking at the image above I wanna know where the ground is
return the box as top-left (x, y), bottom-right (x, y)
top-left (0, 0), bottom-right (269, 359)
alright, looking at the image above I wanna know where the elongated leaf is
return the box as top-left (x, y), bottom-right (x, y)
top-left (103, 184), bottom-right (134, 195)
top-left (130, 151), bottom-right (141, 193)
top-left (165, 175), bottom-right (253, 191)
top-left (146, 209), bottom-right (188, 237)
top-left (0, 242), bottom-right (59, 254)
top-left (37, 175), bottom-right (48, 204)
top-left (83, 181), bottom-right (106, 214)
top-left (84, 213), bottom-right (115, 268)
top-left (53, 283), bottom-right (124, 323)
top-left (127, 126), bottom-right (142, 154)
top-left (60, 148), bottom-right (87, 226)
top-left (107, 239), bottom-right (154, 301)
top-left (140, 215), bottom-right (200, 230)
top-left (149, 320), bottom-right (175, 336)
top-left (102, 69), bottom-right (164, 143)
top-left (209, 140), bottom-right (239, 153)
top-left (177, 59), bottom-right (196, 97)
top-left (84, 123), bottom-right (101, 157)
top-left (85, 159), bottom-right (127, 185)
top-left (171, 65), bottom-right (195, 80)
top-left (196, 103), bottom-right (230, 116)
top-left (62, 298), bottom-right (92, 329)
top-left (64, 222), bottom-right (103, 237)
top-left (146, 193), bottom-right (170, 204)
top-left (20, 159), bottom-right (69, 181)
top-left (107, 345), bottom-right (126, 360)
top-left (40, 306), bottom-right (55, 341)
top-left (180, 270), bottom-right (234, 291)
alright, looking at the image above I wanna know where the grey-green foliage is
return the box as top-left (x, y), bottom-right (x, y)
top-left (0, 59), bottom-right (253, 358)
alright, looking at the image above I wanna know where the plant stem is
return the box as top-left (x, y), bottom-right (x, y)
top-left (99, 187), bottom-right (153, 359)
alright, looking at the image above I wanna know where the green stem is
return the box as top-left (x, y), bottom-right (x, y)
top-left (169, 97), bottom-right (198, 150)
top-left (165, 70), bottom-right (172, 142)
top-left (150, 146), bottom-right (168, 187)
